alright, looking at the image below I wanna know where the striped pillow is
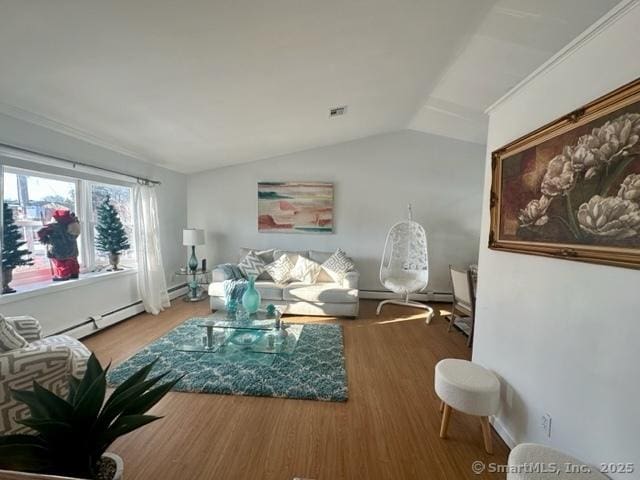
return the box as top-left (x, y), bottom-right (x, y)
top-left (238, 250), bottom-right (267, 279)
top-left (0, 316), bottom-right (29, 352)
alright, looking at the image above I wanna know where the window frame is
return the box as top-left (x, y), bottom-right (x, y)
top-left (1, 164), bottom-right (137, 295)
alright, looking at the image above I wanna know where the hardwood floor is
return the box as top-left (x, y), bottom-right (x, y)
top-left (83, 299), bottom-right (508, 480)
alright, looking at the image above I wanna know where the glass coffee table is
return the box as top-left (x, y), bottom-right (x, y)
top-left (176, 309), bottom-right (300, 358)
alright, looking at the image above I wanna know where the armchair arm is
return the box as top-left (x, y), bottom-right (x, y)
top-left (4, 316), bottom-right (42, 342)
top-left (342, 271), bottom-right (360, 289)
top-left (0, 344), bottom-right (74, 434)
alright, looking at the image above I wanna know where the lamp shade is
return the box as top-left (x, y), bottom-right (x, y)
top-left (182, 228), bottom-right (205, 246)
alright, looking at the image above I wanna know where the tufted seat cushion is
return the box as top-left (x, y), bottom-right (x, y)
top-left (435, 359), bottom-right (500, 417)
top-left (382, 271), bottom-right (427, 295)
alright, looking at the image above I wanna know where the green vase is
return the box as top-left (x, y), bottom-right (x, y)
top-left (188, 246), bottom-right (198, 272)
top-left (242, 276), bottom-right (261, 314)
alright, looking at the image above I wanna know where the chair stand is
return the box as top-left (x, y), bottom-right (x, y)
top-left (376, 293), bottom-right (435, 324)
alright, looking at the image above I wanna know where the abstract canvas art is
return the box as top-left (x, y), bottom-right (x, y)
top-left (490, 77), bottom-right (640, 269)
top-left (258, 182), bottom-right (333, 233)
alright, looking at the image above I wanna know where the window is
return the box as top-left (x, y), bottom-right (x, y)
top-left (3, 170), bottom-right (78, 287)
top-left (89, 183), bottom-right (136, 269)
top-left (2, 166), bottom-right (136, 292)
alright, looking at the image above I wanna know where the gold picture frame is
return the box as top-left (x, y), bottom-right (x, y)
top-left (489, 77), bottom-right (640, 269)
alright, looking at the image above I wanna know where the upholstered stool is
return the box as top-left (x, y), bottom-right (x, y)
top-left (434, 358), bottom-right (500, 453)
top-left (508, 444), bottom-right (608, 479)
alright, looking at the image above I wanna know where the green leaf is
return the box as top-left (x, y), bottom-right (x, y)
top-left (100, 414), bottom-right (161, 449)
top-left (97, 371), bottom-right (169, 430)
top-left (103, 358), bottom-right (159, 409)
top-left (32, 381), bottom-right (73, 420)
top-left (73, 367), bottom-right (108, 426)
top-left (68, 374), bottom-right (81, 403)
top-left (0, 434), bottom-right (46, 447)
top-left (73, 353), bottom-right (105, 405)
top-left (10, 389), bottom-right (48, 419)
top-left (121, 375), bottom-right (183, 416)
top-left (18, 418), bottom-right (73, 441)
top-left (0, 438), bottom-right (51, 472)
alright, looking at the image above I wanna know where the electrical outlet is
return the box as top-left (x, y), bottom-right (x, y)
top-left (541, 413), bottom-right (552, 438)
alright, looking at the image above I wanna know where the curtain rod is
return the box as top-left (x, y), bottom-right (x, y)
top-left (0, 142), bottom-right (161, 186)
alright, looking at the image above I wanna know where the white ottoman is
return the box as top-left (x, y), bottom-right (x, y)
top-left (508, 444), bottom-right (608, 479)
top-left (434, 358), bottom-right (500, 453)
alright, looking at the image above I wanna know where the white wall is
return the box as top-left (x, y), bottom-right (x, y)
top-left (474, 3), bottom-right (640, 475)
top-left (188, 130), bottom-right (485, 293)
top-left (0, 113), bottom-right (187, 335)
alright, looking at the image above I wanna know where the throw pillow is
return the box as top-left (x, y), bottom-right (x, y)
top-left (237, 250), bottom-right (267, 279)
top-left (321, 248), bottom-right (355, 283)
top-left (264, 255), bottom-right (295, 284)
top-left (239, 248), bottom-right (275, 280)
top-left (273, 249), bottom-right (306, 265)
top-left (0, 316), bottom-right (29, 352)
top-left (290, 256), bottom-right (322, 284)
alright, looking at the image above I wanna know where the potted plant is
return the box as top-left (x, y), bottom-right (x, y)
top-left (0, 353), bottom-right (180, 480)
top-left (2, 202), bottom-right (34, 293)
top-left (95, 196), bottom-right (131, 271)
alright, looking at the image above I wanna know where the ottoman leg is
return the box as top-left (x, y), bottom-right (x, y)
top-left (439, 404), bottom-right (452, 438)
top-left (479, 416), bottom-right (493, 454)
top-left (439, 400), bottom-right (444, 413)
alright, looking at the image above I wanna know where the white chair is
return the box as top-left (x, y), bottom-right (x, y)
top-left (376, 206), bottom-right (434, 324)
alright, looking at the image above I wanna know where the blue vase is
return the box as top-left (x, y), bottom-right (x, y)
top-left (242, 276), bottom-right (261, 314)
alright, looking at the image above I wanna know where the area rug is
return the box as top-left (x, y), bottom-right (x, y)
top-left (107, 317), bottom-right (348, 402)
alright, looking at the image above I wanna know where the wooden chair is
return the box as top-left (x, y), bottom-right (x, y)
top-left (447, 265), bottom-right (475, 347)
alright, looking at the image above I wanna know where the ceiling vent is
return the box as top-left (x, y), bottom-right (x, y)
top-left (329, 106), bottom-right (347, 117)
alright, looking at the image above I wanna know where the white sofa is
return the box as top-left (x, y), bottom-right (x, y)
top-left (209, 248), bottom-right (360, 318)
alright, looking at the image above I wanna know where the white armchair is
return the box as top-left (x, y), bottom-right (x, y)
top-left (0, 316), bottom-right (91, 434)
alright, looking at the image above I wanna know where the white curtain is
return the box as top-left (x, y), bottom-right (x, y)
top-left (134, 184), bottom-right (170, 314)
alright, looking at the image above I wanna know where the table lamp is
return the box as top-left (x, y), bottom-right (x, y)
top-left (183, 228), bottom-right (205, 272)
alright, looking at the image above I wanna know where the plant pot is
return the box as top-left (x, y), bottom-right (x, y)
top-left (108, 253), bottom-right (121, 271)
top-left (98, 452), bottom-right (123, 480)
top-left (2, 269), bottom-right (16, 294)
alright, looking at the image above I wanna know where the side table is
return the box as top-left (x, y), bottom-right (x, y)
top-left (175, 269), bottom-right (211, 302)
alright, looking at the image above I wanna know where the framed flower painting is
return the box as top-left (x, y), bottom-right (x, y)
top-left (489, 77), bottom-right (640, 269)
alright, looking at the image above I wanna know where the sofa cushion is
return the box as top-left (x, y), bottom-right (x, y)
top-left (0, 315), bottom-right (29, 352)
top-left (209, 280), bottom-right (283, 301)
top-left (273, 249), bottom-right (308, 265)
top-left (308, 250), bottom-right (333, 264)
top-left (321, 248), bottom-right (355, 283)
top-left (264, 255), bottom-right (295, 284)
top-left (238, 248), bottom-right (275, 280)
top-left (283, 282), bottom-right (358, 304)
top-left (289, 256), bottom-right (322, 283)
top-left (238, 250), bottom-right (267, 279)
top-left (308, 250), bottom-right (333, 282)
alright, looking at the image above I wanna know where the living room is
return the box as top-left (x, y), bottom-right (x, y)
top-left (0, 1), bottom-right (638, 479)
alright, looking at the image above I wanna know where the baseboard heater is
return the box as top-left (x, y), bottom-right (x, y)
top-left (54, 284), bottom-right (188, 340)
top-left (359, 290), bottom-right (453, 303)
top-left (55, 286), bottom-right (449, 339)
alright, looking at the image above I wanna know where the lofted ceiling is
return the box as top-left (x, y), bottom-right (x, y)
top-left (409, 0), bottom-right (620, 143)
top-left (0, 0), bottom-right (619, 173)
